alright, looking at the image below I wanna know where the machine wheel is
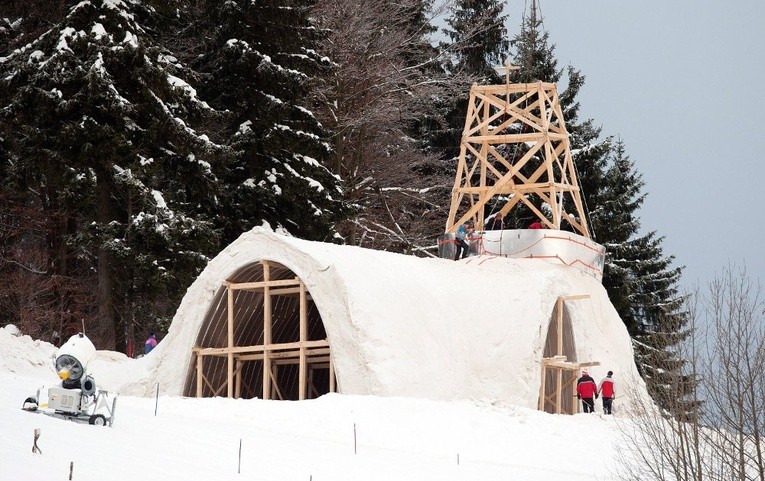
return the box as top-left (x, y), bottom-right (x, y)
top-left (89, 414), bottom-right (107, 426)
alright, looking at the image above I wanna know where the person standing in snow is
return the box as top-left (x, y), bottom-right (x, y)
top-left (454, 220), bottom-right (474, 260)
top-left (576, 370), bottom-right (598, 413)
top-left (144, 332), bottom-right (157, 355)
top-left (598, 371), bottom-right (615, 415)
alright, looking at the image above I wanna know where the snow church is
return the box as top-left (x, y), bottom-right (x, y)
top-left (124, 66), bottom-right (651, 415)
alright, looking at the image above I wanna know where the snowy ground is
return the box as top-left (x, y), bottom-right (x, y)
top-left (1, 328), bottom-right (637, 481)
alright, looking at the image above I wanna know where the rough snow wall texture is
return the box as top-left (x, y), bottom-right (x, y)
top-left (119, 227), bottom-right (649, 411)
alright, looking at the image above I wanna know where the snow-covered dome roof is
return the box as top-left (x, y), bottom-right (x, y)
top-left (120, 227), bottom-right (648, 411)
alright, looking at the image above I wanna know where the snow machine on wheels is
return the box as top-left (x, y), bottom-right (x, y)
top-left (22, 332), bottom-right (117, 427)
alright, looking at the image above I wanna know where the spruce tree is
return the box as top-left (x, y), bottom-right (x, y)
top-left (598, 142), bottom-right (695, 416)
top-left (188, 0), bottom-right (347, 245)
top-left (0, 0), bottom-right (222, 349)
top-left (1, 0), bottom-right (349, 351)
top-left (444, 0), bottom-right (509, 80)
top-left (595, 140), bottom-right (646, 329)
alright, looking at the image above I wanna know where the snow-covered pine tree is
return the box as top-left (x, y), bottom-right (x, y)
top-left (0, 0), bottom-right (222, 350)
top-left (186, 0), bottom-right (347, 245)
top-left (593, 140), bottom-right (645, 330)
top-left (444, 0), bottom-right (509, 80)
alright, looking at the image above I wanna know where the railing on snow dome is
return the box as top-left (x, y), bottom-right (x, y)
top-left (437, 229), bottom-right (606, 282)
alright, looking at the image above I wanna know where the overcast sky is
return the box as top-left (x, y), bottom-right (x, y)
top-left (499, 1), bottom-right (765, 292)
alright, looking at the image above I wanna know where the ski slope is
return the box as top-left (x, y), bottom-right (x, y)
top-left (1, 326), bottom-right (635, 481)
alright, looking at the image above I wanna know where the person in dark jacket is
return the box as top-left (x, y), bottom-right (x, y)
top-left (576, 370), bottom-right (598, 413)
top-left (598, 371), bottom-right (615, 415)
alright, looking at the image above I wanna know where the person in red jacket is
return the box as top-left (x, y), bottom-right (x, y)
top-left (528, 219), bottom-right (545, 229)
top-left (576, 370), bottom-right (598, 413)
top-left (598, 371), bottom-right (615, 414)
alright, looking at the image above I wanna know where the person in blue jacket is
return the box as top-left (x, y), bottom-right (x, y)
top-left (454, 220), bottom-right (474, 260)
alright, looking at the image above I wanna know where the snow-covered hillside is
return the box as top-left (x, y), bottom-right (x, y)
top-left (1, 326), bottom-right (637, 480)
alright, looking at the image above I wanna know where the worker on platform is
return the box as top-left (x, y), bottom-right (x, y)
top-left (576, 370), bottom-right (598, 413)
top-left (454, 220), bottom-right (474, 260)
top-left (528, 217), bottom-right (546, 229)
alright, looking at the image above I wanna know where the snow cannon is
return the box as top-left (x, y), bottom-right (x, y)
top-left (55, 332), bottom-right (96, 390)
top-left (22, 333), bottom-right (117, 426)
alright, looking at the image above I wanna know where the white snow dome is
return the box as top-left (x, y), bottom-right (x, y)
top-left (139, 227), bottom-right (649, 413)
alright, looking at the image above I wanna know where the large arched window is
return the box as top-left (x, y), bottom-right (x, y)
top-left (185, 260), bottom-right (335, 400)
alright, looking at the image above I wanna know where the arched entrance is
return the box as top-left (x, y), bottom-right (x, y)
top-left (185, 260), bottom-right (335, 400)
top-left (538, 295), bottom-right (599, 414)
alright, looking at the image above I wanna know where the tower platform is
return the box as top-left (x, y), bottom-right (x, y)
top-left (438, 229), bottom-right (605, 281)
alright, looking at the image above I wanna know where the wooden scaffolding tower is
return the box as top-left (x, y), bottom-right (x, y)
top-left (539, 295), bottom-right (599, 414)
top-left (192, 261), bottom-right (335, 400)
top-left (446, 62), bottom-right (590, 237)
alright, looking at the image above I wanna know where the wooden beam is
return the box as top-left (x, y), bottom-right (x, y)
top-left (194, 339), bottom-right (329, 357)
top-left (268, 365), bottom-right (283, 400)
top-left (472, 81), bottom-right (557, 95)
top-left (556, 297), bottom-right (564, 357)
top-left (227, 286), bottom-right (234, 398)
top-left (538, 363), bottom-right (546, 411)
top-left (329, 354), bottom-right (336, 393)
top-left (299, 281), bottom-right (308, 400)
top-left (238, 355), bottom-right (332, 365)
top-left (235, 359), bottom-right (243, 399)
top-left (465, 132), bottom-right (568, 144)
top-left (268, 286), bottom-right (313, 298)
top-left (196, 351), bottom-right (203, 398)
top-left (224, 277), bottom-right (300, 291)
top-left (543, 359), bottom-right (601, 369)
top-left (210, 377), bottom-right (227, 397)
top-left (561, 294), bottom-right (591, 302)
top-left (238, 347), bottom-right (330, 362)
top-left (263, 262), bottom-right (272, 400)
top-left (555, 363), bottom-right (562, 414)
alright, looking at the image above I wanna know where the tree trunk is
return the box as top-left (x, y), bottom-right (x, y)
top-left (96, 171), bottom-right (116, 350)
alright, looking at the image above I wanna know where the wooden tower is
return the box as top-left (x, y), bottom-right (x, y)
top-left (445, 62), bottom-right (590, 237)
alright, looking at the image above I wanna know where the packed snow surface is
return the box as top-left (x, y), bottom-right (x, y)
top-left (1, 326), bottom-right (638, 480)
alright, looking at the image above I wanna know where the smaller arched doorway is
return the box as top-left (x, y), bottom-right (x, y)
top-left (186, 260), bottom-right (335, 400)
top-left (538, 295), bottom-right (599, 414)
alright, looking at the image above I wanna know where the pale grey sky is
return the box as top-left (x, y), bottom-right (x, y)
top-left (503, 0), bottom-right (765, 291)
